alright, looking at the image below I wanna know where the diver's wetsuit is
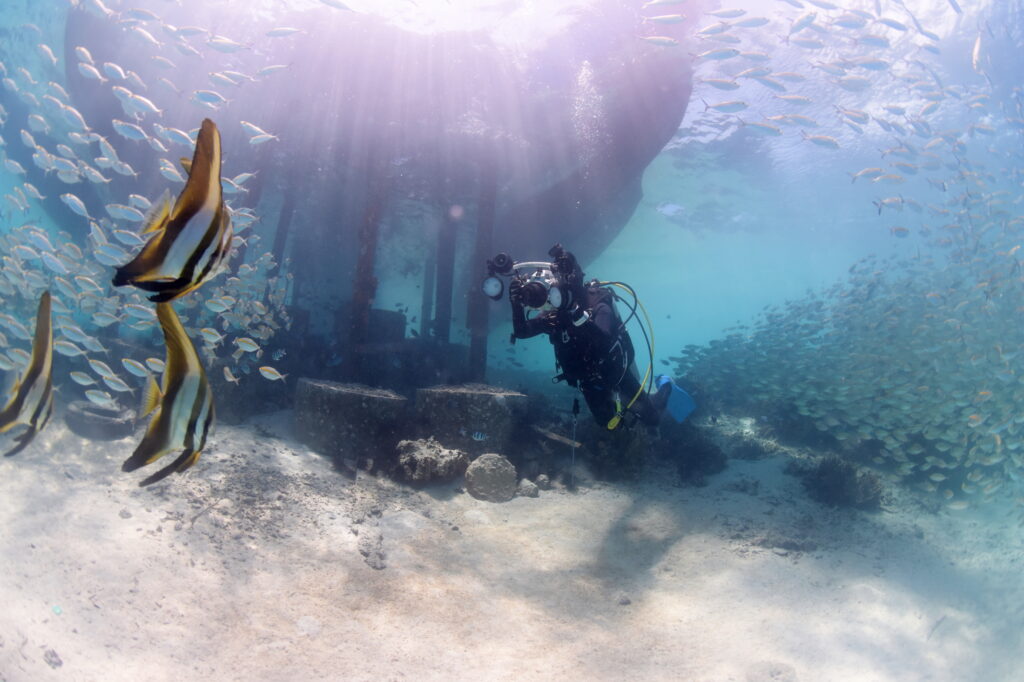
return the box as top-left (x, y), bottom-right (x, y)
top-left (512, 282), bottom-right (662, 428)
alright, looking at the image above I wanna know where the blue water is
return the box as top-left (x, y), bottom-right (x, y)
top-left (0, 1), bottom-right (1018, 354)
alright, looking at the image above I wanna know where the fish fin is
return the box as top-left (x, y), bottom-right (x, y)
top-left (140, 189), bottom-right (172, 235)
top-left (0, 412), bottom-right (22, 434)
top-left (148, 288), bottom-right (186, 303)
top-left (210, 250), bottom-right (233, 279)
top-left (136, 448), bottom-right (199, 487)
top-left (121, 438), bottom-right (173, 472)
top-left (140, 375), bottom-right (162, 418)
top-left (2, 425), bottom-right (37, 457)
top-left (179, 157), bottom-right (192, 175)
top-left (37, 391), bottom-right (54, 432)
top-left (129, 273), bottom-right (177, 284)
top-left (176, 449), bottom-right (201, 473)
top-left (111, 231), bottom-right (170, 287)
top-left (0, 380), bottom-right (24, 433)
top-left (28, 292), bottom-right (53, 383)
top-left (156, 302), bottom-right (194, 384)
top-left (170, 119), bottom-right (220, 224)
top-left (0, 292), bottom-right (52, 438)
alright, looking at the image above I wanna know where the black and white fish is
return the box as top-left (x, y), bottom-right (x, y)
top-left (0, 292), bottom-right (53, 456)
top-left (122, 302), bottom-right (214, 486)
top-left (112, 118), bottom-right (232, 302)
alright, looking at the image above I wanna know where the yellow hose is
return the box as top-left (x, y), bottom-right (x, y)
top-left (600, 281), bottom-right (655, 430)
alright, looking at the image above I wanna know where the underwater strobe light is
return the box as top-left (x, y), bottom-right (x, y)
top-left (482, 275), bottom-right (504, 300)
top-left (482, 252), bottom-right (514, 300)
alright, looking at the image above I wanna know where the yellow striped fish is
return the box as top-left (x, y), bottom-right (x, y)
top-left (122, 302), bottom-right (215, 486)
top-left (112, 118), bottom-right (233, 302)
top-left (0, 291), bottom-right (54, 456)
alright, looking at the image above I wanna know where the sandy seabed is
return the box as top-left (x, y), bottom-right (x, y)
top-left (1, 410), bottom-right (1022, 682)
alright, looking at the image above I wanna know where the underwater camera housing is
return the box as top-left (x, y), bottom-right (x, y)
top-left (481, 243), bottom-right (584, 312)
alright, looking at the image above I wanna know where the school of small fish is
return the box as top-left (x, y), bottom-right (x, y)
top-left (635, 2), bottom-right (1024, 519)
top-left (643, 0), bottom-right (998, 163)
top-left (679, 218), bottom-right (1024, 520)
top-left (0, 0), bottom-right (301, 483)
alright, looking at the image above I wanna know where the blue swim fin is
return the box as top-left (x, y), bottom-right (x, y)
top-left (656, 375), bottom-right (696, 423)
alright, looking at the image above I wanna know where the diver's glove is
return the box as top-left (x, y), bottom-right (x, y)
top-left (508, 278), bottom-right (524, 305)
top-left (541, 312), bottom-right (561, 333)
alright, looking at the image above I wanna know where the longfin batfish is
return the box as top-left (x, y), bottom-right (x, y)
top-left (0, 291), bottom-right (54, 457)
top-left (112, 118), bottom-right (233, 302)
top-left (122, 302), bottom-right (215, 486)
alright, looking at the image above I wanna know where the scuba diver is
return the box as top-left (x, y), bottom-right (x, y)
top-left (483, 244), bottom-right (683, 431)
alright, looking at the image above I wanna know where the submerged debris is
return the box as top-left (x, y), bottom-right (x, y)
top-left (395, 437), bottom-right (468, 485)
top-left (516, 478), bottom-right (539, 498)
top-left (464, 453), bottom-right (517, 502)
top-left (795, 454), bottom-right (883, 511)
top-left (671, 423), bottom-right (728, 486)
